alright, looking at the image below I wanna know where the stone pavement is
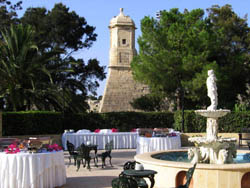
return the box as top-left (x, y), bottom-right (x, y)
top-left (61, 149), bottom-right (136, 188)
top-left (60, 146), bottom-right (250, 188)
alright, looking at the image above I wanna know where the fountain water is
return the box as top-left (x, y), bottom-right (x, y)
top-left (135, 70), bottom-right (250, 188)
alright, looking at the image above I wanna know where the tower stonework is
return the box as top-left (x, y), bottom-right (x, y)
top-left (99, 8), bottom-right (148, 112)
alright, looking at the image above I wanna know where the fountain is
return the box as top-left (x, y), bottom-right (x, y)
top-left (188, 69), bottom-right (236, 164)
top-left (135, 70), bottom-right (250, 188)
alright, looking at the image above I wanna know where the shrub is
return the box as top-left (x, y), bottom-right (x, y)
top-left (2, 111), bottom-right (174, 135)
top-left (173, 110), bottom-right (250, 133)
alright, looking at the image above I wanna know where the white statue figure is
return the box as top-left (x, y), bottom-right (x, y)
top-left (199, 146), bottom-right (210, 163)
top-left (217, 149), bottom-right (228, 164)
top-left (188, 147), bottom-right (202, 164)
top-left (206, 70), bottom-right (218, 110)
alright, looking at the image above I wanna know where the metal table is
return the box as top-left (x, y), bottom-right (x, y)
top-left (122, 169), bottom-right (157, 188)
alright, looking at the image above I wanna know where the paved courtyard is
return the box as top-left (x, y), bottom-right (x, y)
top-left (61, 149), bottom-right (136, 188)
top-left (60, 146), bottom-right (250, 188)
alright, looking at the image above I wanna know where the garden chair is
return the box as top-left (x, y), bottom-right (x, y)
top-left (176, 163), bottom-right (197, 188)
top-left (98, 140), bottom-right (113, 168)
top-left (112, 174), bottom-right (138, 188)
top-left (76, 143), bottom-right (97, 171)
top-left (122, 161), bottom-right (148, 188)
top-left (66, 140), bottom-right (78, 166)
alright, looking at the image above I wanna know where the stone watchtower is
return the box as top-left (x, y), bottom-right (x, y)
top-left (99, 8), bottom-right (148, 112)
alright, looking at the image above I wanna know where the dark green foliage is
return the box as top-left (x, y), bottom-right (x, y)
top-left (206, 5), bottom-right (250, 109)
top-left (174, 110), bottom-right (250, 133)
top-left (3, 111), bottom-right (62, 135)
top-left (219, 112), bottom-right (250, 133)
top-left (2, 111), bottom-right (250, 136)
top-left (174, 111), bottom-right (206, 132)
top-left (0, 0), bottom-right (22, 34)
top-left (0, 3), bottom-right (106, 112)
top-left (2, 111), bottom-right (174, 136)
top-left (101, 112), bottom-right (174, 132)
top-left (130, 94), bottom-right (167, 111)
top-left (131, 5), bottom-right (250, 111)
top-left (131, 8), bottom-right (214, 110)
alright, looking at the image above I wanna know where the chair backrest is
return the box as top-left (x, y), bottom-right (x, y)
top-left (105, 140), bottom-right (113, 152)
top-left (77, 143), bottom-right (91, 158)
top-left (123, 161), bottom-right (142, 170)
top-left (184, 163), bottom-right (197, 188)
top-left (67, 141), bottom-right (76, 154)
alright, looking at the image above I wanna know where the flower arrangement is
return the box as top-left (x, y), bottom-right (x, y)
top-left (46, 144), bottom-right (62, 152)
top-left (111, 128), bottom-right (118, 132)
top-left (130, 128), bottom-right (137, 132)
top-left (5, 144), bottom-right (20, 154)
top-left (94, 129), bottom-right (100, 133)
top-left (169, 132), bottom-right (177, 137)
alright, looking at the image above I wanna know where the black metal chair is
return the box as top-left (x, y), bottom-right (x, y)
top-left (177, 163), bottom-right (197, 188)
top-left (122, 161), bottom-right (148, 188)
top-left (76, 143), bottom-right (98, 171)
top-left (98, 140), bottom-right (113, 168)
top-left (66, 140), bottom-right (78, 165)
top-left (112, 174), bottom-right (138, 188)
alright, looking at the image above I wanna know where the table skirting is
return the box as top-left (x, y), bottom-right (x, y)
top-left (62, 132), bottom-right (138, 150)
top-left (0, 151), bottom-right (66, 188)
top-left (136, 134), bottom-right (181, 154)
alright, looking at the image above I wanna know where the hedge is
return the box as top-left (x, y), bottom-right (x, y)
top-left (174, 110), bottom-right (250, 133)
top-left (2, 111), bottom-right (174, 136)
top-left (2, 111), bottom-right (250, 136)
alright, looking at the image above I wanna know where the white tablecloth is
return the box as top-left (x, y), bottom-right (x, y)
top-left (62, 132), bottom-right (138, 150)
top-left (0, 151), bottom-right (66, 188)
top-left (136, 134), bottom-right (181, 154)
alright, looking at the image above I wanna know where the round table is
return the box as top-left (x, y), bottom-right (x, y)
top-left (136, 134), bottom-right (181, 154)
top-left (0, 151), bottom-right (66, 188)
top-left (62, 132), bottom-right (138, 150)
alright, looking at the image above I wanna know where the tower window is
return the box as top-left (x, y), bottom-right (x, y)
top-left (122, 39), bottom-right (126, 45)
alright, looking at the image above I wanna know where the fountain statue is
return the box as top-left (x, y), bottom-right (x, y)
top-left (188, 70), bottom-right (236, 164)
top-left (206, 70), bottom-right (218, 111)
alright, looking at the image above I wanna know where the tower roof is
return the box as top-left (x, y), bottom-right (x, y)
top-left (109, 8), bottom-right (135, 28)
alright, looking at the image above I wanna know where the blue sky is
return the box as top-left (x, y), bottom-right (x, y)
top-left (14, 0), bottom-right (250, 96)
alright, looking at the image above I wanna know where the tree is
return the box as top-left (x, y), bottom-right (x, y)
top-left (0, 3), bottom-right (106, 112)
top-left (20, 3), bottom-right (105, 112)
top-left (130, 94), bottom-right (170, 111)
top-left (131, 8), bottom-right (214, 110)
top-left (0, 24), bottom-right (55, 111)
top-left (206, 5), bottom-right (250, 109)
top-left (21, 3), bottom-right (97, 56)
top-left (0, 0), bottom-right (22, 34)
top-left (131, 5), bottom-right (250, 110)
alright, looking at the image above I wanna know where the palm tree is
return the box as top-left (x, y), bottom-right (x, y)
top-left (0, 24), bottom-right (55, 111)
top-left (0, 24), bottom-right (104, 112)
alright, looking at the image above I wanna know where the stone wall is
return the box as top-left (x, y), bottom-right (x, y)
top-left (99, 67), bottom-right (148, 112)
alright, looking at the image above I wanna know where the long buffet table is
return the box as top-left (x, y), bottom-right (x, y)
top-left (136, 134), bottom-right (181, 154)
top-left (0, 151), bottom-right (66, 188)
top-left (62, 132), bottom-right (138, 150)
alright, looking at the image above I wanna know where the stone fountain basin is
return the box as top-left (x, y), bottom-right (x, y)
top-left (135, 149), bottom-right (250, 188)
top-left (195, 109), bottom-right (230, 118)
top-left (188, 136), bottom-right (237, 144)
